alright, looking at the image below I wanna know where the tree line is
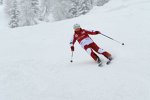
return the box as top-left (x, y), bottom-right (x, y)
top-left (3, 0), bottom-right (109, 28)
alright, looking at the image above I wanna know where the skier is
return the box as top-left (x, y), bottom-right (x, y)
top-left (70, 24), bottom-right (113, 65)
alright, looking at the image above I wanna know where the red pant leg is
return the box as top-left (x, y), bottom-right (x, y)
top-left (89, 42), bottom-right (100, 53)
top-left (84, 45), bottom-right (98, 61)
top-left (89, 42), bottom-right (112, 59)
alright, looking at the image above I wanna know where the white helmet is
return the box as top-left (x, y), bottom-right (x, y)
top-left (73, 24), bottom-right (81, 29)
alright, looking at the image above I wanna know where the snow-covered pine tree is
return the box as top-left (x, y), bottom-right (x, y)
top-left (67, 0), bottom-right (93, 17)
top-left (41, 0), bottom-right (109, 21)
top-left (39, 0), bottom-right (52, 22)
top-left (8, 0), bottom-right (20, 28)
top-left (19, 0), bottom-right (40, 26)
top-left (52, 0), bottom-right (73, 21)
top-left (68, 0), bottom-right (80, 17)
top-left (78, 0), bottom-right (93, 15)
top-left (31, 0), bottom-right (40, 16)
top-left (5, 0), bottom-right (13, 16)
top-left (95, 0), bottom-right (109, 6)
top-left (0, 0), bottom-right (3, 5)
top-left (52, 0), bottom-right (93, 21)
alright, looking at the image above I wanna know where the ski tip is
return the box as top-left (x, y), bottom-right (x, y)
top-left (98, 62), bottom-right (103, 67)
top-left (106, 60), bottom-right (111, 65)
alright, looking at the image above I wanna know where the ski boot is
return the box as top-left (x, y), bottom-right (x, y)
top-left (97, 57), bottom-right (102, 67)
top-left (106, 56), bottom-right (113, 65)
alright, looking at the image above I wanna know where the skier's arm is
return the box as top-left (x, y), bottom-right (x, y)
top-left (84, 29), bottom-right (101, 35)
top-left (70, 35), bottom-right (76, 51)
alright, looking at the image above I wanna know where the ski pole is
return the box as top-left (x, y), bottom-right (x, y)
top-left (101, 33), bottom-right (124, 45)
top-left (70, 51), bottom-right (73, 63)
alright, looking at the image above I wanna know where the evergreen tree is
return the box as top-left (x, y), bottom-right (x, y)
top-left (52, 0), bottom-right (73, 21)
top-left (52, 0), bottom-right (93, 21)
top-left (7, 0), bottom-right (20, 28)
top-left (5, 0), bottom-right (110, 27)
top-left (31, 0), bottom-right (40, 17)
top-left (96, 0), bottom-right (109, 6)
top-left (20, 0), bottom-right (40, 26)
top-left (39, 0), bottom-right (52, 22)
top-left (68, 0), bottom-right (93, 17)
top-left (0, 0), bottom-right (3, 5)
top-left (5, 0), bottom-right (13, 16)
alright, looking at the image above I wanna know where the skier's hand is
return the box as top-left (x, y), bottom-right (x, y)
top-left (95, 31), bottom-right (101, 34)
top-left (71, 46), bottom-right (74, 51)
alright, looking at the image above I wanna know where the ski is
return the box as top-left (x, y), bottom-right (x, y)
top-left (106, 60), bottom-right (111, 65)
top-left (106, 59), bottom-right (113, 65)
top-left (98, 62), bottom-right (103, 67)
top-left (98, 59), bottom-right (113, 67)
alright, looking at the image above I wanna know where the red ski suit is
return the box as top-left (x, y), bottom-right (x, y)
top-left (70, 28), bottom-right (111, 61)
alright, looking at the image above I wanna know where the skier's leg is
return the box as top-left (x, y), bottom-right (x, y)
top-left (90, 42), bottom-right (112, 60)
top-left (101, 52), bottom-right (112, 60)
top-left (84, 45), bottom-right (100, 62)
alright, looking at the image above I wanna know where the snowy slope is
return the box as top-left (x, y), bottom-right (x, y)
top-left (0, 0), bottom-right (150, 100)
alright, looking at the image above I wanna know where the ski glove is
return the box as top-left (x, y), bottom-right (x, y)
top-left (95, 31), bottom-right (100, 34)
top-left (71, 46), bottom-right (74, 51)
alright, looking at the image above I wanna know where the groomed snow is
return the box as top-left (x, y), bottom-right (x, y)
top-left (0, 0), bottom-right (150, 100)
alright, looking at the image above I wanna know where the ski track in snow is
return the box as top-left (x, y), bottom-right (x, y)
top-left (0, 0), bottom-right (150, 100)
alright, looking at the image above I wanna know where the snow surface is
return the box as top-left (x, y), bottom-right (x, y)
top-left (0, 0), bottom-right (150, 100)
